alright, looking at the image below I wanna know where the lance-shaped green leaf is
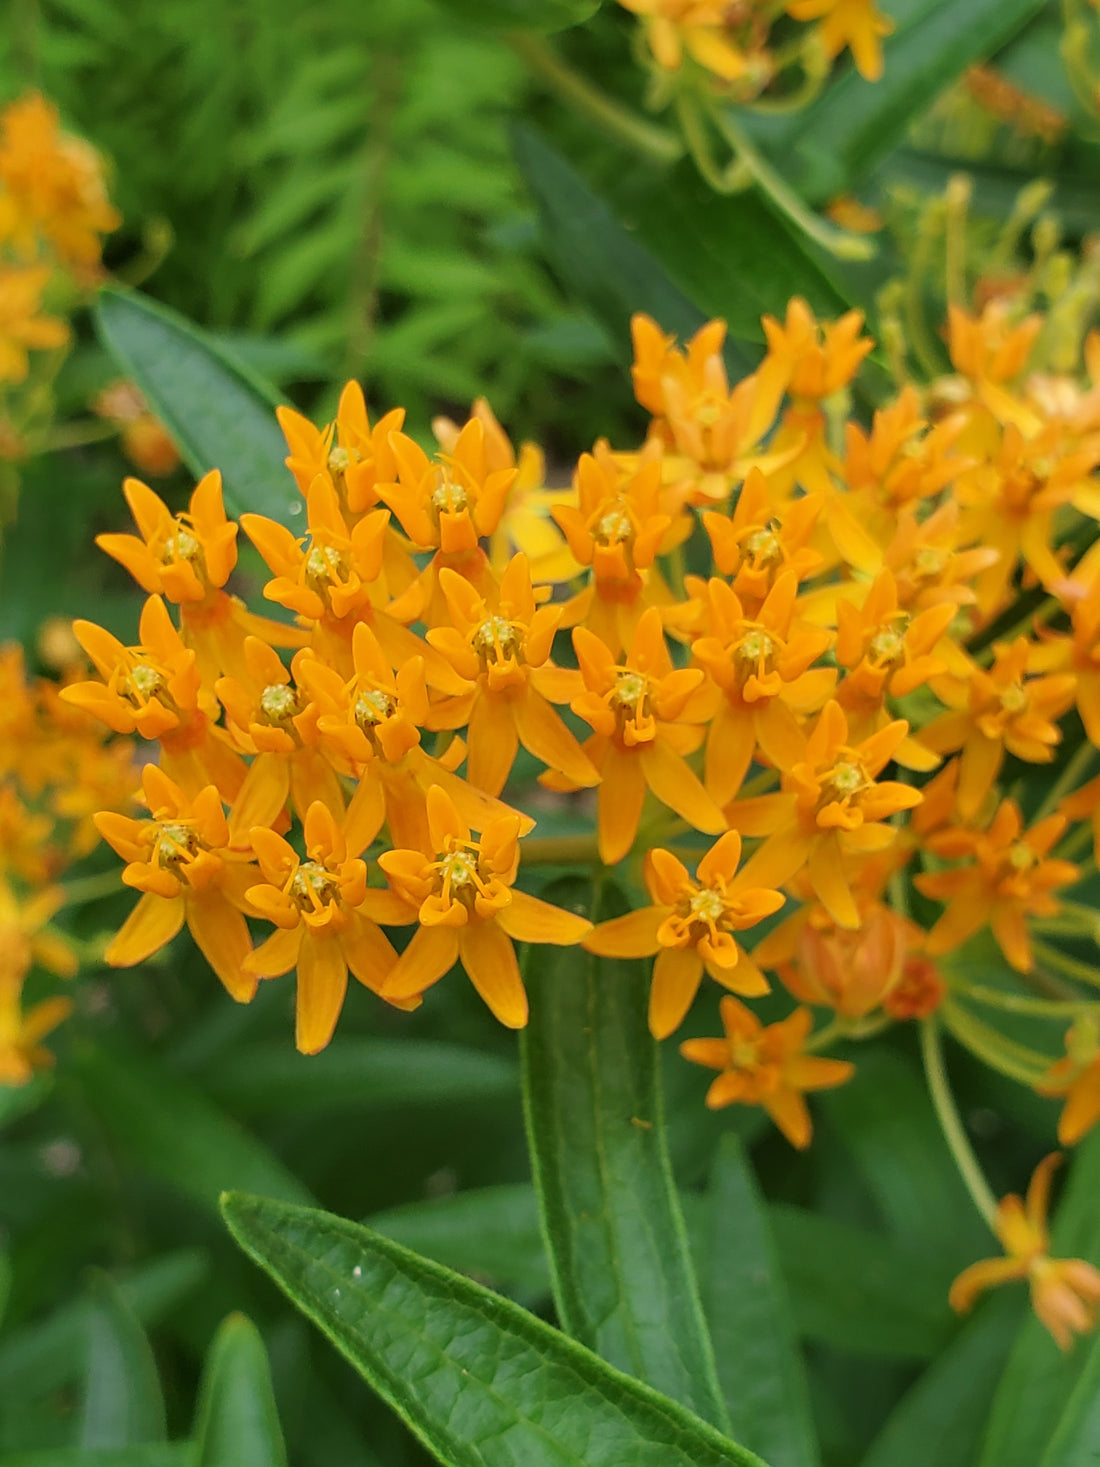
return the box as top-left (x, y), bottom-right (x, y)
top-left (978, 1130), bottom-right (1100, 1467)
top-left (744, 0), bottom-right (1045, 203)
top-left (221, 1191), bottom-right (768, 1467)
top-left (695, 1137), bottom-right (819, 1467)
top-left (514, 126), bottom-right (855, 371)
top-left (78, 1273), bottom-right (166, 1449)
top-left (0, 1251), bottom-right (205, 1401)
top-left (94, 288), bottom-right (293, 523)
top-left (74, 1046), bottom-right (312, 1215)
top-left (1040, 1320), bottom-right (1100, 1466)
top-left (193, 1314), bottom-right (287, 1467)
top-left (860, 1291), bottom-right (1021, 1467)
top-left (521, 883), bottom-right (728, 1430)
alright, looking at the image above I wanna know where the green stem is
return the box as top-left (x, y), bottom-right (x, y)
top-left (942, 1000), bottom-right (1052, 1084)
top-left (920, 1016), bottom-right (999, 1230)
top-left (713, 109), bottom-right (876, 262)
top-left (1036, 739), bottom-right (1099, 822)
top-left (510, 33), bottom-right (684, 166)
top-left (1032, 939), bottom-right (1100, 989)
top-left (43, 419), bottom-right (119, 453)
top-left (675, 94), bottom-right (748, 193)
top-left (61, 869), bottom-right (125, 906)
top-left (949, 978), bottom-right (1096, 1019)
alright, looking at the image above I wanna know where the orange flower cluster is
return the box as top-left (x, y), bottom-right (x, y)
top-left (615, 0), bottom-right (894, 95)
top-left (0, 91), bottom-right (118, 424)
top-left (70, 297), bottom-right (1100, 1345)
top-left (0, 643), bottom-right (136, 1082)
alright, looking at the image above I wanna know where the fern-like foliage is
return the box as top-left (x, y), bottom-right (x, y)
top-left (0, 0), bottom-right (621, 439)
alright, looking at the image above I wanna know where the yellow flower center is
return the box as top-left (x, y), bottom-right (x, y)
top-left (431, 472), bottom-right (470, 514)
top-left (1007, 841), bottom-right (1036, 872)
top-left (595, 504), bottom-right (632, 544)
top-left (128, 663), bottom-right (164, 701)
top-left (260, 683), bottom-right (297, 722)
top-left (734, 626), bottom-right (778, 674)
top-left (291, 860), bottom-right (338, 908)
top-left (355, 688), bottom-right (396, 727)
top-left (328, 446), bottom-right (351, 476)
top-left (868, 617), bottom-right (909, 666)
top-left (165, 525), bottom-right (201, 563)
top-left (729, 1036), bottom-right (760, 1069)
top-left (154, 821), bottom-right (199, 868)
top-left (912, 545), bottom-right (946, 581)
top-left (1000, 683), bottom-right (1028, 715)
top-left (742, 525), bottom-right (782, 566)
top-left (689, 887), bottom-right (726, 923)
top-left (474, 615), bottom-right (523, 663)
top-left (305, 543), bottom-right (347, 585)
top-left (613, 672), bottom-right (648, 710)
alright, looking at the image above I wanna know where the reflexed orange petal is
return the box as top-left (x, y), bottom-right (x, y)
top-left (807, 838), bottom-right (860, 929)
top-left (246, 925), bottom-right (301, 977)
top-left (497, 888), bottom-right (592, 945)
top-left (597, 745), bottom-right (647, 865)
top-left (1058, 1069), bottom-right (1100, 1146)
top-left (296, 935), bottom-right (348, 1054)
top-left (762, 1085), bottom-right (813, 1149)
top-left (341, 912), bottom-right (398, 994)
top-left (467, 695), bottom-right (519, 797)
top-left (383, 923), bottom-right (460, 1000)
top-left (186, 892), bottom-right (256, 1002)
top-left (649, 945), bottom-right (704, 1039)
top-left (583, 905), bottom-right (664, 958)
top-left (513, 686), bottom-right (599, 788)
top-left (948, 1256), bottom-right (1029, 1314)
top-left (679, 1037), bottom-right (732, 1070)
top-left (641, 739), bottom-right (726, 835)
top-left (106, 892), bottom-right (185, 967)
top-left (459, 920), bottom-right (527, 1028)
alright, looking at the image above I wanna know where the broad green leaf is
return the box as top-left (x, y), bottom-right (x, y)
top-left (521, 882), bottom-right (729, 1429)
top-left (367, 1184), bottom-right (549, 1298)
top-left (745, 0), bottom-right (1046, 203)
top-left (696, 1138), bottom-right (819, 1467)
top-left (889, 150), bottom-right (1100, 239)
top-left (0, 1253), bottom-right (9, 1331)
top-left (770, 1206), bottom-right (953, 1359)
top-left (93, 289), bottom-right (293, 523)
top-left (978, 1130), bottom-right (1100, 1467)
top-left (860, 1291), bottom-right (1021, 1467)
top-left (1041, 1321), bottom-right (1100, 1466)
top-left (0, 1449), bottom-right (190, 1466)
top-left (429, 0), bottom-right (600, 30)
top-left (513, 125), bottom-right (722, 366)
top-left (73, 1046), bottom-right (312, 1215)
top-left (514, 126), bottom-right (853, 369)
top-left (222, 1192), bottom-right (767, 1467)
top-left (0, 1251), bottom-right (205, 1401)
top-left (204, 1037), bottom-right (518, 1118)
top-left (822, 1047), bottom-right (985, 1267)
top-left (193, 1314), bottom-right (287, 1467)
top-left (78, 1274), bottom-right (166, 1449)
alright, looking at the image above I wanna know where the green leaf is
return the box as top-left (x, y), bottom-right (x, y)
top-left (521, 882), bottom-right (728, 1429)
top-left (78, 1274), bottom-right (166, 1449)
top-left (221, 1192), bottom-right (767, 1467)
top-left (860, 1292), bottom-right (1021, 1467)
top-left (0, 1251), bottom-right (206, 1402)
top-left (978, 1130), bottom-right (1100, 1467)
top-left (822, 1047), bottom-right (985, 1267)
top-left (0, 1078), bottom-right (51, 1133)
top-left (1041, 1322), bottom-right (1100, 1466)
top-left (428, 0), bottom-right (600, 30)
top-left (74, 1046), bottom-right (312, 1215)
top-left (0, 1449), bottom-right (190, 1467)
top-left (695, 1138), bottom-right (819, 1467)
top-left (204, 1038), bottom-right (518, 1118)
top-left (367, 1184), bottom-right (549, 1298)
top-left (514, 126), bottom-right (852, 368)
top-left (770, 1206), bottom-right (953, 1360)
top-left (93, 288), bottom-right (293, 523)
top-left (0, 1253), bottom-right (9, 1332)
top-left (193, 1314), bottom-right (287, 1467)
top-left (745, 0), bottom-right (1046, 203)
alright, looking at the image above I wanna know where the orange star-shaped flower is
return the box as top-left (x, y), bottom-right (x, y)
top-left (680, 994), bottom-right (854, 1147)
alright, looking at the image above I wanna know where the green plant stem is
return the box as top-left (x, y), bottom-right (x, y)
top-left (61, 869), bottom-right (125, 906)
top-left (1036, 739), bottom-right (1099, 822)
top-left (949, 978), bottom-right (1096, 1019)
top-left (675, 94), bottom-right (748, 193)
top-left (43, 419), bottom-right (119, 453)
top-left (942, 1000), bottom-right (1052, 1084)
top-left (920, 1015), bottom-right (999, 1230)
top-left (511, 34), bottom-right (684, 166)
top-left (1032, 938), bottom-right (1100, 989)
top-left (712, 108), bottom-right (876, 262)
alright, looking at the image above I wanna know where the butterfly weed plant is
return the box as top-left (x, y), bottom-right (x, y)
top-left (7, 2), bottom-right (1100, 1466)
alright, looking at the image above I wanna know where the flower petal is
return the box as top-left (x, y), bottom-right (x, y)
top-left (186, 892), bottom-right (256, 1002)
top-left (106, 893), bottom-right (185, 967)
top-left (296, 935), bottom-right (348, 1054)
top-left (459, 920), bottom-right (527, 1028)
top-left (383, 923), bottom-right (460, 1001)
top-left (497, 887), bottom-right (593, 945)
top-left (649, 945), bottom-right (704, 1039)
